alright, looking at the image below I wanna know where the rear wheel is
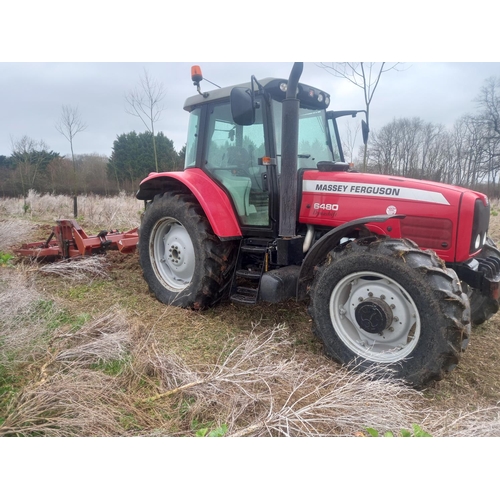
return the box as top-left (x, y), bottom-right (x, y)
top-left (138, 192), bottom-right (237, 309)
top-left (308, 237), bottom-right (471, 387)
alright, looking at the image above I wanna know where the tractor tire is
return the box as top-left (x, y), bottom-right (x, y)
top-left (138, 191), bottom-right (237, 310)
top-left (308, 236), bottom-right (471, 388)
top-left (467, 237), bottom-right (500, 325)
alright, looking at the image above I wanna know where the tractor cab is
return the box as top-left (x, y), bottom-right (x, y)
top-left (183, 70), bottom-right (345, 235)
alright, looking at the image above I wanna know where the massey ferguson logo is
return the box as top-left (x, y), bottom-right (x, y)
top-left (315, 184), bottom-right (401, 196)
top-left (303, 180), bottom-right (450, 205)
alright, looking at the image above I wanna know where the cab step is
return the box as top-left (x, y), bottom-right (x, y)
top-left (229, 238), bottom-right (273, 306)
top-left (230, 287), bottom-right (259, 305)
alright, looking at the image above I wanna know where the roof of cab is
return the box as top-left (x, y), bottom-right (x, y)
top-left (183, 77), bottom-right (278, 112)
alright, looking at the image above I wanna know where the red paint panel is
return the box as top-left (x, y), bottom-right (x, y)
top-left (139, 169), bottom-right (241, 238)
top-left (299, 170), bottom-right (488, 262)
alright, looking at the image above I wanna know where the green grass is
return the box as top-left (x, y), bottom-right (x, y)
top-left (0, 252), bottom-right (14, 267)
top-left (366, 424), bottom-right (432, 437)
top-left (91, 358), bottom-right (130, 376)
top-left (66, 281), bottom-right (108, 300)
top-left (0, 364), bottom-right (20, 424)
top-left (28, 299), bottom-right (90, 334)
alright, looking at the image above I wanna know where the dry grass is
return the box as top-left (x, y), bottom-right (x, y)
top-left (0, 369), bottom-right (135, 437)
top-left (38, 255), bottom-right (110, 282)
top-left (0, 270), bottom-right (50, 365)
top-left (134, 324), bottom-right (428, 437)
top-left (2, 194), bottom-right (500, 437)
top-left (0, 190), bottom-right (142, 231)
top-left (0, 219), bottom-right (38, 251)
top-left (53, 306), bottom-right (131, 365)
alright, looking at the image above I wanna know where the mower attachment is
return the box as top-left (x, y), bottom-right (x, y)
top-left (17, 219), bottom-right (138, 259)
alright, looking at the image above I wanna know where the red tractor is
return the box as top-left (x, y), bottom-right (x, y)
top-left (136, 63), bottom-right (500, 387)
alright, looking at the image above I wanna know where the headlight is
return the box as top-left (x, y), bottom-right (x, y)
top-left (470, 199), bottom-right (490, 254)
top-left (475, 234), bottom-right (481, 249)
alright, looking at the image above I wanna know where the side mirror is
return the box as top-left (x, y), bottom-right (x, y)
top-left (230, 87), bottom-right (255, 126)
top-left (362, 120), bottom-right (369, 145)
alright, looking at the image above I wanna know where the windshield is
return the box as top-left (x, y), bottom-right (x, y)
top-left (272, 100), bottom-right (341, 171)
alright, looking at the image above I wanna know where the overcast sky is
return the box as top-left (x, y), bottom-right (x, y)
top-left (2, 61), bottom-right (499, 160)
top-left (2, 3), bottom-right (500, 162)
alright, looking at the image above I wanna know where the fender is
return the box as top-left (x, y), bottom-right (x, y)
top-left (297, 214), bottom-right (405, 300)
top-left (136, 168), bottom-right (242, 239)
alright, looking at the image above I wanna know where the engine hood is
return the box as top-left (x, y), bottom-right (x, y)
top-left (302, 170), bottom-right (488, 207)
top-left (299, 170), bottom-right (489, 263)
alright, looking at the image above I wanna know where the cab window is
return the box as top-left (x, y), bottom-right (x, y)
top-left (204, 100), bottom-right (269, 226)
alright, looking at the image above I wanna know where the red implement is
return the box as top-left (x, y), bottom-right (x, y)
top-left (17, 219), bottom-right (138, 259)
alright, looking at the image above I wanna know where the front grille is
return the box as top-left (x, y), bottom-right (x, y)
top-left (400, 216), bottom-right (453, 250)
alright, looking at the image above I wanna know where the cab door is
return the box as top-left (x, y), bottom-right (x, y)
top-left (203, 99), bottom-right (271, 228)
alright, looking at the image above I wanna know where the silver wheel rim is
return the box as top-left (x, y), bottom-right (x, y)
top-left (150, 217), bottom-right (195, 291)
top-left (329, 271), bottom-right (421, 363)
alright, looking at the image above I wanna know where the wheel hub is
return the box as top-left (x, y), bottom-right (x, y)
top-left (355, 298), bottom-right (393, 334)
top-left (168, 243), bottom-right (183, 266)
top-left (163, 231), bottom-right (189, 272)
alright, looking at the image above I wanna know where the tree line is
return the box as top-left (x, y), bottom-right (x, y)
top-left (359, 76), bottom-right (500, 196)
top-left (0, 131), bottom-right (184, 197)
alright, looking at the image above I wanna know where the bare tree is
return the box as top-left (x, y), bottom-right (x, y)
top-left (341, 120), bottom-right (360, 165)
top-left (476, 77), bottom-right (500, 140)
top-left (319, 62), bottom-right (403, 171)
top-left (125, 69), bottom-right (166, 172)
top-left (55, 105), bottom-right (87, 172)
top-left (55, 105), bottom-right (87, 214)
top-left (474, 77), bottom-right (500, 189)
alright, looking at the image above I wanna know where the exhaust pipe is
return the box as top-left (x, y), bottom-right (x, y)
top-left (279, 62), bottom-right (303, 238)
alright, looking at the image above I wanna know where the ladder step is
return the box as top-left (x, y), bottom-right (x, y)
top-left (230, 293), bottom-right (258, 305)
top-left (236, 269), bottom-right (261, 280)
top-left (229, 238), bottom-right (271, 306)
top-left (235, 286), bottom-right (258, 295)
top-left (241, 245), bottom-right (267, 254)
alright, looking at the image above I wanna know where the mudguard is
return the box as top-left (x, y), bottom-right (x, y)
top-left (136, 168), bottom-right (242, 239)
top-left (297, 214), bottom-right (405, 300)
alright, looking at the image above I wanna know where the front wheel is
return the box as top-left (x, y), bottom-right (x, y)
top-left (308, 237), bottom-right (471, 387)
top-left (138, 192), bottom-right (237, 309)
top-left (466, 237), bottom-right (500, 325)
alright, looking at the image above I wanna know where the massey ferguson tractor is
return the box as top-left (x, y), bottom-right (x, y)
top-left (135, 63), bottom-right (500, 387)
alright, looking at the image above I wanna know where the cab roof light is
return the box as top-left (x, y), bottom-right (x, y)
top-left (191, 65), bottom-right (203, 84)
top-left (191, 65), bottom-right (209, 98)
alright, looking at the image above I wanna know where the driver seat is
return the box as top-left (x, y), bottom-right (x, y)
top-left (227, 146), bottom-right (250, 169)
